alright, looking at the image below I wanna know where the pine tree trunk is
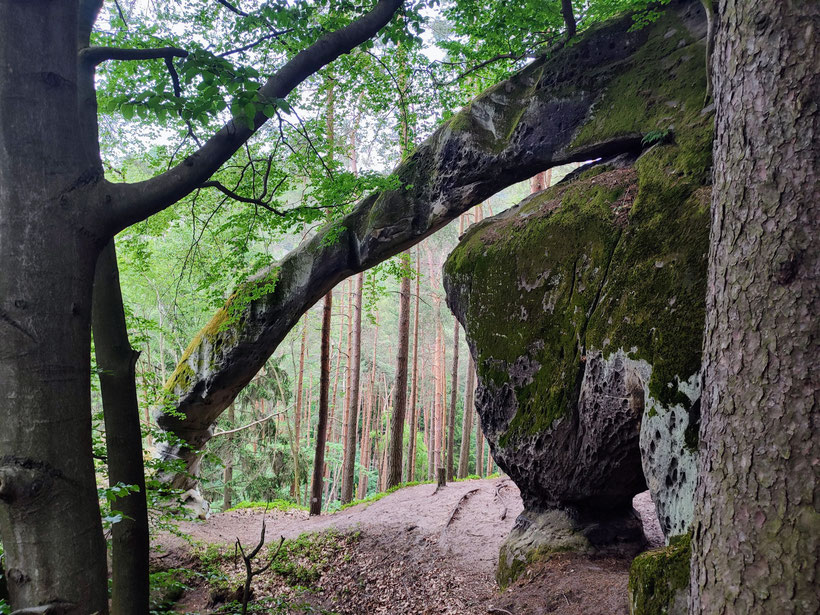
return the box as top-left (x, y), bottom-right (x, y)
top-left (458, 356), bottom-right (476, 479)
top-left (690, 2), bottom-right (819, 612)
top-left (310, 291), bottom-right (332, 515)
top-left (358, 313), bottom-right (379, 499)
top-left (446, 319), bottom-right (459, 481)
top-left (340, 273), bottom-right (364, 503)
top-left (93, 240), bottom-right (150, 615)
top-left (386, 268), bottom-right (411, 488)
top-left (292, 315), bottom-right (308, 499)
top-left (405, 247), bottom-right (421, 481)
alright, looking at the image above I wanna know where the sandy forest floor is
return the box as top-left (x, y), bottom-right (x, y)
top-left (154, 477), bottom-right (662, 614)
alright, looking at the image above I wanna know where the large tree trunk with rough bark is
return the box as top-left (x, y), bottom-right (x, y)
top-left (93, 240), bottom-right (150, 615)
top-left (690, 1), bottom-right (819, 613)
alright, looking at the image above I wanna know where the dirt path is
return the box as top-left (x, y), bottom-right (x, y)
top-left (156, 478), bottom-right (662, 614)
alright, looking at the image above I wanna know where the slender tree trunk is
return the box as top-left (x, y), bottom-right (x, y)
top-left (291, 315), bottom-right (308, 499)
top-left (93, 240), bottom-right (150, 615)
top-left (446, 318), bottom-right (459, 481)
top-left (561, 0), bottom-right (576, 38)
top-left (310, 291), bottom-right (332, 515)
top-left (223, 402), bottom-right (235, 511)
top-left (476, 409), bottom-right (484, 477)
top-left (341, 279), bottom-right (353, 457)
top-left (386, 267), bottom-right (411, 488)
top-left (340, 273), bottom-right (364, 503)
top-left (690, 2), bottom-right (819, 613)
top-left (458, 356), bottom-right (476, 479)
top-left (358, 313), bottom-right (379, 499)
top-left (405, 247), bottom-right (421, 481)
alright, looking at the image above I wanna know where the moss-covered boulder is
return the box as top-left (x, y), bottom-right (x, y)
top-left (628, 534), bottom-right (691, 615)
top-left (443, 4), bottom-right (712, 557)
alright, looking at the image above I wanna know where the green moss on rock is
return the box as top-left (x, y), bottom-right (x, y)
top-left (628, 533), bottom-right (691, 615)
top-left (572, 10), bottom-right (707, 149)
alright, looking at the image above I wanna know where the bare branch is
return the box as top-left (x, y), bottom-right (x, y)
top-left (215, 0), bottom-right (248, 17)
top-left (200, 180), bottom-right (287, 215)
top-left (212, 410), bottom-right (286, 437)
top-left (219, 30), bottom-right (296, 57)
top-left (80, 45), bottom-right (188, 67)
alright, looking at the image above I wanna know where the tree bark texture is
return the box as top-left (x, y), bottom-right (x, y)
top-left (387, 270), bottom-right (412, 488)
top-left (340, 273), bottom-right (364, 503)
top-left (0, 1), bottom-right (405, 609)
top-left (0, 2), bottom-right (108, 611)
top-left (93, 240), bottom-right (150, 615)
top-left (690, 2), bottom-right (819, 613)
top-left (310, 291), bottom-right (332, 515)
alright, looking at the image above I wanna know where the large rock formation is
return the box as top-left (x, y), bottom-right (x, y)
top-left (157, 0), bottom-right (710, 496)
top-left (443, 5), bottom-right (712, 583)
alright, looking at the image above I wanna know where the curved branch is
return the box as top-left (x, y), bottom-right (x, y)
top-left (104, 0), bottom-right (404, 235)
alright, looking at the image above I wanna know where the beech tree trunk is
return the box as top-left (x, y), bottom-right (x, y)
top-left (458, 356), bottom-right (476, 478)
top-left (386, 268), bottom-right (412, 488)
top-left (309, 291), bottom-right (332, 515)
top-left (340, 273), bottom-right (364, 503)
top-left (690, 2), bottom-right (819, 613)
top-left (93, 240), bottom-right (150, 615)
top-left (0, 3), bottom-right (108, 611)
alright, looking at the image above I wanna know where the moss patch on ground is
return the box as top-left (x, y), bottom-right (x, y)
top-left (628, 533), bottom-right (691, 615)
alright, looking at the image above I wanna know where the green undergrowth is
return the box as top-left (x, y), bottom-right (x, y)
top-left (628, 533), bottom-right (692, 615)
top-left (226, 499), bottom-right (308, 513)
top-left (270, 529), bottom-right (361, 589)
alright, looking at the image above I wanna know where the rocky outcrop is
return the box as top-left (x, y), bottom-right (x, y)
top-left (157, 0), bottom-right (711, 493)
top-left (444, 5), bottom-right (712, 579)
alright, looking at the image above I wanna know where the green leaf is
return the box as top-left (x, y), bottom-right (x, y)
top-left (121, 103), bottom-right (135, 120)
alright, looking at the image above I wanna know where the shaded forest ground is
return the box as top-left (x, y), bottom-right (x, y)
top-left (154, 478), bottom-right (662, 614)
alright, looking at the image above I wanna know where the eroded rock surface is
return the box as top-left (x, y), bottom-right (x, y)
top-left (443, 7), bottom-right (712, 575)
top-left (157, 0), bottom-right (711, 495)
